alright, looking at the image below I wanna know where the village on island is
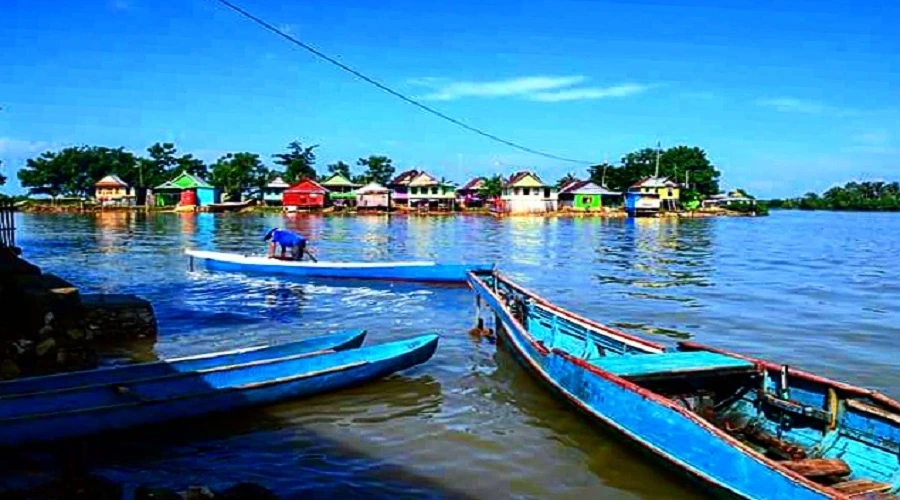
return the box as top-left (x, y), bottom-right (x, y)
top-left (11, 141), bottom-right (764, 217)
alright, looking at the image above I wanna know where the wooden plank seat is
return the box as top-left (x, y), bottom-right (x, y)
top-left (781, 458), bottom-right (851, 478)
top-left (588, 351), bottom-right (756, 380)
top-left (831, 479), bottom-right (893, 496)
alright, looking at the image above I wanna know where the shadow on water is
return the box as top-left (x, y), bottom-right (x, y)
top-left (486, 341), bottom-right (706, 500)
top-left (0, 356), bottom-right (467, 498)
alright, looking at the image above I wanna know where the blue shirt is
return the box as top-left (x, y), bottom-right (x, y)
top-left (271, 229), bottom-right (306, 247)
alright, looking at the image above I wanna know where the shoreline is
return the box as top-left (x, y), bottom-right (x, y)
top-left (15, 204), bottom-right (760, 218)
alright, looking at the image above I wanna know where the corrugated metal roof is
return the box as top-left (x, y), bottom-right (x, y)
top-left (94, 174), bottom-right (128, 187)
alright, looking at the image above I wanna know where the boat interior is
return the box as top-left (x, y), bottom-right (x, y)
top-left (477, 272), bottom-right (900, 499)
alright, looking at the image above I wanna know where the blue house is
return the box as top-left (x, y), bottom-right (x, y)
top-left (263, 177), bottom-right (289, 206)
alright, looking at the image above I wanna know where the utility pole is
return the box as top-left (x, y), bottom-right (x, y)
top-left (654, 141), bottom-right (661, 178)
top-left (602, 152), bottom-right (609, 187)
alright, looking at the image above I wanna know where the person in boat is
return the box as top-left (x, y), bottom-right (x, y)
top-left (264, 228), bottom-right (309, 261)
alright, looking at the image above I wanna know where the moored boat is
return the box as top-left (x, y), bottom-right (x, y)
top-left (0, 332), bottom-right (439, 447)
top-left (185, 249), bottom-right (493, 284)
top-left (468, 270), bottom-right (899, 500)
top-left (0, 329), bottom-right (366, 397)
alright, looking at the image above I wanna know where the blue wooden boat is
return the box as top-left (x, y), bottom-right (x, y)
top-left (0, 329), bottom-right (366, 397)
top-left (0, 333), bottom-right (439, 447)
top-left (185, 249), bottom-right (493, 284)
top-left (469, 270), bottom-right (900, 500)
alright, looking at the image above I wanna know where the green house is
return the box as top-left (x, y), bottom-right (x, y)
top-left (153, 172), bottom-right (219, 207)
top-left (320, 173), bottom-right (361, 206)
top-left (558, 180), bottom-right (622, 210)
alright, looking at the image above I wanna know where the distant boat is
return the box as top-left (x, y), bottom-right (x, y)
top-left (186, 249), bottom-right (494, 284)
top-left (468, 270), bottom-right (900, 500)
top-left (0, 330), bottom-right (439, 447)
top-left (206, 200), bottom-right (256, 213)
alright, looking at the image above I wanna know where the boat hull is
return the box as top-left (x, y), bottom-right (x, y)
top-left (0, 329), bottom-right (366, 397)
top-left (468, 273), bottom-right (834, 500)
top-left (186, 249), bottom-right (492, 283)
top-left (0, 333), bottom-right (439, 447)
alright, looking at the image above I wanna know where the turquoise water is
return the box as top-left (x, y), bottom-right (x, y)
top-left (4, 210), bottom-right (898, 498)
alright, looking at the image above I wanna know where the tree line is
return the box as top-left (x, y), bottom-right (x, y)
top-left (475, 145), bottom-right (723, 200)
top-left (769, 181), bottom-right (900, 211)
top-left (12, 140), bottom-right (398, 200)
top-left (9, 139), bottom-right (726, 202)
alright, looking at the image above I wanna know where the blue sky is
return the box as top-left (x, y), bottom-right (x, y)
top-left (1, 0), bottom-right (897, 197)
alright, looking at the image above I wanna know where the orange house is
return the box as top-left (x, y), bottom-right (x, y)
top-left (283, 179), bottom-right (329, 209)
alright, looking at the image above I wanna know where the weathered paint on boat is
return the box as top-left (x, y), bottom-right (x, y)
top-left (468, 270), bottom-right (900, 500)
top-left (186, 249), bottom-right (493, 283)
top-left (0, 333), bottom-right (439, 447)
top-left (0, 329), bottom-right (366, 397)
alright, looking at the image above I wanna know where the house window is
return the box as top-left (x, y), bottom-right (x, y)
top-left (431, 187), bottom-right (438, 195)
top-left (544, 188), bottom-right (551, 198)
top-left (582, 196), bottom-right (591, 205)
top-left (667, 188), bottom-right (673, 197)
top-left (515, 188), bottom-right (522, 196)
top-left (522, 188), bottom-right (530, 196)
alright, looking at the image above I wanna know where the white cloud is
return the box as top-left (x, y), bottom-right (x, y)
top-left (528, 83), bottom-right (652, 102)
top-left (844, 131), bottom-right (898, 154)
top-left (755, 97), bottom-right (827, 114)
top-left (410, 75), bottom-right (654, 103)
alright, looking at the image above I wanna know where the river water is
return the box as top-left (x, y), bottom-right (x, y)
top-left (4, 210), bottom-right (899, 498)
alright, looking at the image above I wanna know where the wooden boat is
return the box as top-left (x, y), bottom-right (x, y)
top-left (0, 329), bottom-right (366, 397)
top-left (185, 249), bottom-right (493, 284)
top-left (468, 270), bottom-right (900, 500)
top-left (0, 332), bottom-right (439, 447)
top-left (205, 200), bottom-right (256, 213)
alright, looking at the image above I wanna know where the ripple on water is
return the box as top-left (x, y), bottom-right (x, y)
top-left (4, 210), bottom-right (898, 498)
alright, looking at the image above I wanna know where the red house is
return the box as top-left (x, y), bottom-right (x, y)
top-left (283, 179), bottom-right (329, 209)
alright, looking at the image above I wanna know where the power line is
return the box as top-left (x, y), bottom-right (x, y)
top-left (210, 0), bottom-right (597, 166)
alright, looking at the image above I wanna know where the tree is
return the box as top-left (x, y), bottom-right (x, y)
top-left (356, 155), bottom-right (394, 185)
top-left (556, 172), bottom-right (578, 188)
top-left (0, 159), bottom-right (6, 187)
top-left (327, 161), bottom-right (351, 179)
top-left (172, 154), bottom-right (208, 179)
top-left (210, 152), bottom-right (269, 200)
top-left (586, 145), bottom-right (721, 196)
top-left (661, 145), bottom-right (720, 196)
top-left (587, 162), bottom-right (615, 188)
top-left (17, 146), bottom-right (138, 197)
top-left (478, 174), bottom-right (505, 199)
top-left (273, 140), bottom-right (317, 183)
top-left (140, 142), bottom-right (180, 188)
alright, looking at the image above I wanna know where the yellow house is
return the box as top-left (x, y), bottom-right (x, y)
top-left (94, 175), bottom-right (134, 207)
top-left (406, 171), bottom-right (457, 210)
top-left (628, 177), bottom-right (680, 210)
top-left (497, 171), bottom-right (558, 214)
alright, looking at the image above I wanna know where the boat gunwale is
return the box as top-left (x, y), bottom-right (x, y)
top-left (0, 329), bottom-right (367, 396)
top-left (0, 360), bottom-right (372, 424)
top-left (678, 341), bottom-right (900, 414)
top-left (469, 270), bottom-right (666, 352)
top-left (186, 249), bottom-right (493, 270)
top-left (0, 348), bottom-right (339, 401)
top-left (0, 334), bottom-right (440, 424)
top-left (468, 270), bottom-right (853, 499)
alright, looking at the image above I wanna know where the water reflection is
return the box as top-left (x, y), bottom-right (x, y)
top-left (11, 211), bottom-right (900, 498)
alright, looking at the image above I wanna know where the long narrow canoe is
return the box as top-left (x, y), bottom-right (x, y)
top-left (185, 249), bottom-right (493, 284)
top-left (469, 270), bottom-right (900, 500)
top-left (0, 333), bottom-right (439, 447)
top-left (0, 329), bottom-right (366, 397)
